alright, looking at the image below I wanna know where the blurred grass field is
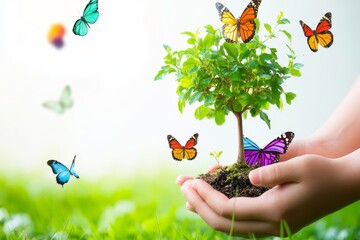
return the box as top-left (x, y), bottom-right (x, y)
top-left (0, 171), bottom-right (360, 240)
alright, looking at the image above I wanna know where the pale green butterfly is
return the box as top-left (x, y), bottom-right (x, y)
top-left (73, 0), bottom-right (99, 36)
top-left (43, 85), bottom-right (73, 114)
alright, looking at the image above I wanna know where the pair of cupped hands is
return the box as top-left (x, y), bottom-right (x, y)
top-left (176, 138), bottom-right (360, 237)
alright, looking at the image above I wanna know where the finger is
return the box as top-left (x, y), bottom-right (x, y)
top-left (249, 159), bottom-right (301, 187)
top-left (176, 175), bottom-right (194, 185)
top-left (190, 179), bottom-right (230, 208)
top-left (208, 165), bottom-right (221, 172)
top-left (185, 201), bottom-right (196, 212)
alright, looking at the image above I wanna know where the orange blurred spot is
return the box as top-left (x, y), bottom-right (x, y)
top-left (48, 23), bottom-right (66, 48)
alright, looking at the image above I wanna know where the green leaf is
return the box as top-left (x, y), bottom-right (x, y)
top-left (264, 23), bottom-right (272, 34)
top-left (285, 92), bottom-right (296, 104)
top-left (178, 99), bottom-right (186, 113)
top-left (229, 70), bottom-right (243, 81)
top-left (154, 65), bottom-right (176, 80)
top-left (260, 53), bottom-right (273, 62)
top-left (278, 97), bottom-right (284, 110)
top-left (215, 111), bottom-right (226, 125)
top-left (232, 101), bottom-right (243, 112)
top-left (276, 11), bottom-right (284, 22)
top-left (260, 74), bottom-right (272, 80)
top-left (195, 105), bottom-right (209, 120)
top-left (189, 92), bottom-right (202, 104)
top-left (181, 31), bottom-right (197, 45)
top-left (223, 42), bottom-right (238, 59)
top-left (204, 34), bottom-right (215, 48)
top-left (154, 66), bottom-right (168, 81)
top-left (293, 63), bottom-right (304, 69)
top-left (280, 30), bottom-right (292, 42)
top-left (163, 44), bottom-right (171, 52)
top-left (254, 18), bottom-right (261, 34)
top-left (290, 68), bottom-right (301, 77)
top-left (286, 44), bottom-right (295, 56)
top-left (179, 77), bottom-right (193, 88)
top-left (205, 24), bottom-right (216, 34)
top-left (204, 93), bottom-right (214, 106)
top-left (182, 58), bottom-right (199, 72)
top-left (260, 111), bottom-right (271, 129)
top-left (278, 18), bottom-right (291, 25)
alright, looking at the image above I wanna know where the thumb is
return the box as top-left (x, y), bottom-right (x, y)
top-left (249, 161), bottom-right (299, 187)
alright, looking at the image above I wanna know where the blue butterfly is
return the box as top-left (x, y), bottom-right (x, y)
top-left (47, 155), bottom-right (80, 187)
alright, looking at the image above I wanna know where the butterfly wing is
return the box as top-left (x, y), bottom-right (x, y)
top-left (299, 20), bottom-right (318, 52)
top-left (60, 85), bottom-right (73, 109)
top-left (263, 132), bottom-right (295, 154)
top-left (244, 137), bottom-right (260, 166)
top-left (83, 0), bottom-right (99, 24)
top-left (316, 12), bottom-right (332, 33)
top-left (47, 160), bottom-right (71, 186)
top-left (299, 20), bottom-right (314, 37)
top-left (315, 12), bottom-right (333, 48)
top-left (183, 133), bottom-right (198, 160)
top-left (258, 152), bottom-right (280, 167)
top-left (216, 2), bottom-right (239, 43)
top-left (244, 136), bottom-right (259, 150)
top-left (69, 155), bottom-right (80, 179)
top-left (47, 160), bottom-right (69, 174)
top-left (56, 171), bottom-right (71, 186)
top-left (73, 19), bottom-right (89, 36)
top-left (259, 132), bottom-right (294, 166)
top-left (167, 135), bottom-right (184, 161)
top-left (238, 0), bottom-right (262, 43)
top-left (43, 101), bottom-right (64, 114)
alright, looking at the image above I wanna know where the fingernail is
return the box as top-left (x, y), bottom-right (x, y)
top-left (183, 179), bottom-right (193, 187)
top-left (249, 169), bottom-right (261, 185)
top-left (175, 176), bottom-right (182, 185)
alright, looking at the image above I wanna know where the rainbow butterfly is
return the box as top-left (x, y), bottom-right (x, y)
top-left (73, 0), bottom-right (99, 36)
top-left (244, 132), bottom-right (294, 166)
top-left (299, 12), bottom-right (333, 52)
top-left (47, 155), bottom-right (80, 187)
top-left (215, 0), bottom-right (262, 43)
top-left (167, 133), bottom-right (198, 161)
top-left (42, 85), bottom-right (73, 114)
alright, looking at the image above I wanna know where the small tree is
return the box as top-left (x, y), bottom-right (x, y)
top-left (155, 13), bottom-right (302, 164)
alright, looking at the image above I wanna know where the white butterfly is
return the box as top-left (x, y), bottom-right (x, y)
top-left (43, 85), bottom-right (73, 114)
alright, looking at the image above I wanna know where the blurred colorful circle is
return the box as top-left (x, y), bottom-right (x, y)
top-left (48, 23), bottom-right (66, 49)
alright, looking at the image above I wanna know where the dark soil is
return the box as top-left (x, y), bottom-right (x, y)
top-left (197, 162), bottom-right (270, 198)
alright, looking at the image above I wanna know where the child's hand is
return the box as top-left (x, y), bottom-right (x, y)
top-left (178, 152), bottom-right (360, 237)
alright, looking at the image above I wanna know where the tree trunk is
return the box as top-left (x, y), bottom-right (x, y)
top-left (234, 111), bottom-right (245, 163)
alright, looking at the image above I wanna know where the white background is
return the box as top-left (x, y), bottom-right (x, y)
top-left (0, 0), bottom-right (359, 179)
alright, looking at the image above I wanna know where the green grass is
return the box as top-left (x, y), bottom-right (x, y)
top-left (0, 172), bottom-right (359, 239)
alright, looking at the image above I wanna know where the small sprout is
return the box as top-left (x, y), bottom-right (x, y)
top-left (209, 150), bottom-right (223, 166)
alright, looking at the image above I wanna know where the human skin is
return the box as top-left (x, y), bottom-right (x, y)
top-left (176, 76), bottom-right (360, 237)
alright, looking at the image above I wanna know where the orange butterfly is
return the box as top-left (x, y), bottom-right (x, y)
top-left (215, 0), bottom-right (262, 43)
top-left (167, 133), bottom-right (199, 161)
top-left (300, 12), bottom-right (333, 52)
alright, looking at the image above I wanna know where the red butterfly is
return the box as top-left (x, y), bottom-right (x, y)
top-left (167, 133), bottom-right (198, 161)
top-left (299, 12), bottom-right (333, 52)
